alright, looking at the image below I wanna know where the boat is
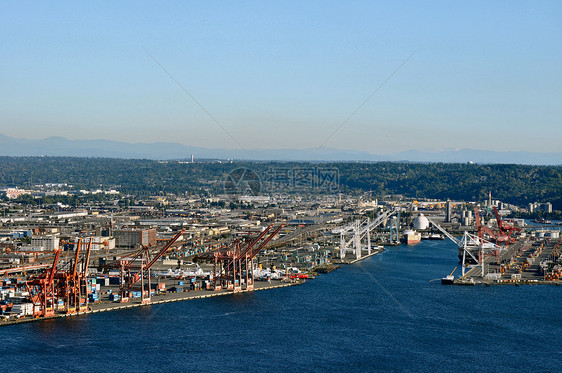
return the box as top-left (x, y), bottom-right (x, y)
top-left (403, 230), bottom-right (421, 244)
top-left (429, 233), bottom-right (444, 240)
top-left (421, 233), bottom-right (431, 240)
top-left (441, 267), bottom-right (457, 285)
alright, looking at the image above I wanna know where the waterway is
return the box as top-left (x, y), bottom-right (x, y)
top-left (1, 240), bottom-right (560, 372)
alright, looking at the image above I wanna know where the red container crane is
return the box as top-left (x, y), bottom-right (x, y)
top-left (119, 229), bottom-right (185, 303)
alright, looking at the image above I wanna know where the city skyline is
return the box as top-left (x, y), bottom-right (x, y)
top-left (2, 1), bottom-right (561, 155)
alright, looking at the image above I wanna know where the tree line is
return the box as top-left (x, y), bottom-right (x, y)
top-left (0, 157), bottom-right (560, 210)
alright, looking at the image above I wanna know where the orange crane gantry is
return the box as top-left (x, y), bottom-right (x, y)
top-left (197, 223), bottom-right (285, 292)
top-left (23, 248), bottom-right (61, 317)
top-left (118, 229), bottom-right (185, 304)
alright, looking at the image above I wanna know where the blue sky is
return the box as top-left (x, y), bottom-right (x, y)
top-left (2, 1), bottom-right (561, 154)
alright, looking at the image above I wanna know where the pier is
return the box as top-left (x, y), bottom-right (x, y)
top-left (0, 279), bottom-right (302, 327)
top-left (454, 238), bottom-right (560, 285)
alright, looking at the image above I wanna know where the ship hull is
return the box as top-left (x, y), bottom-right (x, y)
top-left (404, 232), bottom-right (421, 244)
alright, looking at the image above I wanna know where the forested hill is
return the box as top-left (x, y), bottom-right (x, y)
top-left (336, 162), bottom-right (561, 210)
top-left (0, 157), bottom-right (560, 210)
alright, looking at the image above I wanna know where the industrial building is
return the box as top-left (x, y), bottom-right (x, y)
top-left (113, 228), bottom-right (156, 248)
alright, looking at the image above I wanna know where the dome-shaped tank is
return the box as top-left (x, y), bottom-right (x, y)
top-left (413, 213), bottom-right (430, 230)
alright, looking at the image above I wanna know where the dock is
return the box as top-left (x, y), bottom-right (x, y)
top-left (332, 246), bottom-right (385, 265)
top-left (348, 246), bottom-right (385, 264)
top-left (0, 280), bottom-right (302, 328)
top-left (453, 238), bottom-right (561, 285)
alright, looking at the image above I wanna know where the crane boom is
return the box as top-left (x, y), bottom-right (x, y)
top-left (82, 238), bottom-right (93, 278)
top-left (493, 206), bottom-right (504, 231)
top-left (246, 223), bottom-right (286, 260)
top-left (120, 229), bottom-right (185, 296)
top-left (427, 218), bottom-right (461, 246)
top-left (238, 223), bottom-right (274, 258)
top-left (493, 206), bottom-right (520, 236)
top-left (474, 207), bottom-right (499, 240)
top-left (47, 249), bottom-right (61, 284)
top-left (145, 229), bottom-right (185, 270)
top-left (72, 238), bottom-right (82, 279)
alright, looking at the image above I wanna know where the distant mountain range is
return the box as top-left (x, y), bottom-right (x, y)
top-left (0, 133), bottom-right (560, 165)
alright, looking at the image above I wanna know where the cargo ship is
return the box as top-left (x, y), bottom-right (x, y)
top-left (403, 230), bottom-right (421, 244)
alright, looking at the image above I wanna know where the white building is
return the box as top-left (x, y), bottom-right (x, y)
top-left (31, 234), bottom-right (60, 251)
top-left (1, 188), bottom-right (31, 199)
top-left (528, 202), bottom-right (553, 213)
top-left (89, 236), bottom-right (116, 251)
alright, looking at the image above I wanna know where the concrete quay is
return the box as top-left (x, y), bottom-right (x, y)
top-left (0, 280), bottom-right (303, 328)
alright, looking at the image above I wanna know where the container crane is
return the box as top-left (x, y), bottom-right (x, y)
top-left (206, 223), bottom-right (285, 292)
top-left (56, 237), bottom-right (93, 314)
top-left (474, 207), bottom-right (501, 242)
top-left (119, 229), bottom-right (185, 303)
top-left (223, 223), bottom-right (285, 291)
top-left (20, 237), bottom-right (96, 317)
top-left (428, 217), bottom-right (502, 277)
top-left (24, 248), bottom-right (61, 317)
top-left (474, 206), bottom-right (518, 246)
top-left (493, 206), bottom-right (521, 241)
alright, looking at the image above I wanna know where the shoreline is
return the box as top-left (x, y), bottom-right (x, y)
top-left (0, 280), bottom-right (302, 328)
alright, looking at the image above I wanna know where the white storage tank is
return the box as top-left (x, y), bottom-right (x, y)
top-left (413, 213), bottom-right (430, 230)
top-left (548, 231), bottom-right (560, 239)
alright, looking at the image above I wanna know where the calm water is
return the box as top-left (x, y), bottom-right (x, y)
top-left (1, 240), bottom-right (560, 372)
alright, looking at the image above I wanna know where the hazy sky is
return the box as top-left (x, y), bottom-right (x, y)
top-left (2, 1), bottom-right (561, 154)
